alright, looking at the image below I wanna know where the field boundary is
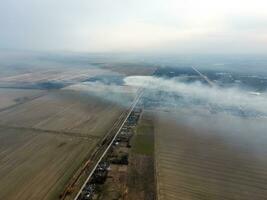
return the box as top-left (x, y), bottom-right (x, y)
top-left (0, 125), bottom-right (100, 140)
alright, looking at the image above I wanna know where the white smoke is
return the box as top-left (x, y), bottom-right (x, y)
top-left (64, 81), bottom-right (137, 107)
top-left (124, 75), bottom-right (267, 116)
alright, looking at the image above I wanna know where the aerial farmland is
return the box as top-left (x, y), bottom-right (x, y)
top-left (1, 52), bottom-right (267, 200)
top-left (0, 58), bottom-right (143, 200)
top-left (154, 111), bottom-right (267, 200)
top-left (2, 0), bottom-right (267, 199)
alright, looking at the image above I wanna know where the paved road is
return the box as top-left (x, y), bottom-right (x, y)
top-left (73, 90), bottom-right (143, 200)
top-left (191, 66), bottom-right (215, 87)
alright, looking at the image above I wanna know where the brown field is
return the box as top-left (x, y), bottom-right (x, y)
top-left (0, 127), bottom-right (98, 200)
top-left (0, 67), bottom-right (117, 88)
top-left (0, 60), bottom-right (146, 200)
top-left (154, 111), bottom-right (267, 200)
top-left (0, 88), bottom-right (45, 110)
top-left (0, 90), bottom-right (124, 137)
top-left (0, 87), bottom-right (129, 200)
top-left (100, 63), bottom-right (157, 76)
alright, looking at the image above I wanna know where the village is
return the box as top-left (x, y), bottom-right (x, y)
top-left (77, 106), bottom-right (143, 200)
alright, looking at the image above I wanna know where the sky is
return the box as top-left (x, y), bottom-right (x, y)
top-left (1, 0), bottom-right (267, 54)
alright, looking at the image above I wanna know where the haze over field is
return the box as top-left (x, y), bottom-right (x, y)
top-left (124, 75), bottom-right (267, 115)
top-left (0, 0), bottom-right (267, 199)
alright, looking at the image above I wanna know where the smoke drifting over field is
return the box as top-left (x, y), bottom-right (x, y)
top-left (65, 81), bottom-right (137, 108)
top-left (124, 75), bottom-right (267, 155)
top-left (124, 75), bottom-right (267, 117)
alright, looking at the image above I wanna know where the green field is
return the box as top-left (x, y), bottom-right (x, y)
top-left (127, 113), bottom-right (155, 200)
top-left (133, 118), bottom-right (154, 155)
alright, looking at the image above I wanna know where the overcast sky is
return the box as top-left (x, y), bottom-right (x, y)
top-left (0, 0), bottom-right (267, 54)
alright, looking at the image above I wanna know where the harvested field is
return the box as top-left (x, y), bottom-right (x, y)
top-left (154, 111), bottom-right (267, 200)
top-left (0, 88), bottom-right (44, 110)
top-left (100, 63), bottom-right (157, 76)
top-left (0, 127), bottom-right (98, 200)
top-left (0, 90), bottom-right (124, 137)
top-left (0, 68), bottom-right (116, 88)
top-left (0, 87), bottom-right (130, 200)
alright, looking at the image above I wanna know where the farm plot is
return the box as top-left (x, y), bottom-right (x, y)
top-left (0, 127), bottom-right (98, 200)
top-left (0, 67), bottom-right (118, 89)
top-left (0, 90), bottom-right (124, 137)
top-left (99, 63), bottom-right (157, 76)
top-left (0, 88), bottom-right (130, 200)
top-left (127, 114), bottom-right (155, 200)
top-left (154, 112), bottom-right (267, 200)
top-left (0, 88), bottom-right (45, 110)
